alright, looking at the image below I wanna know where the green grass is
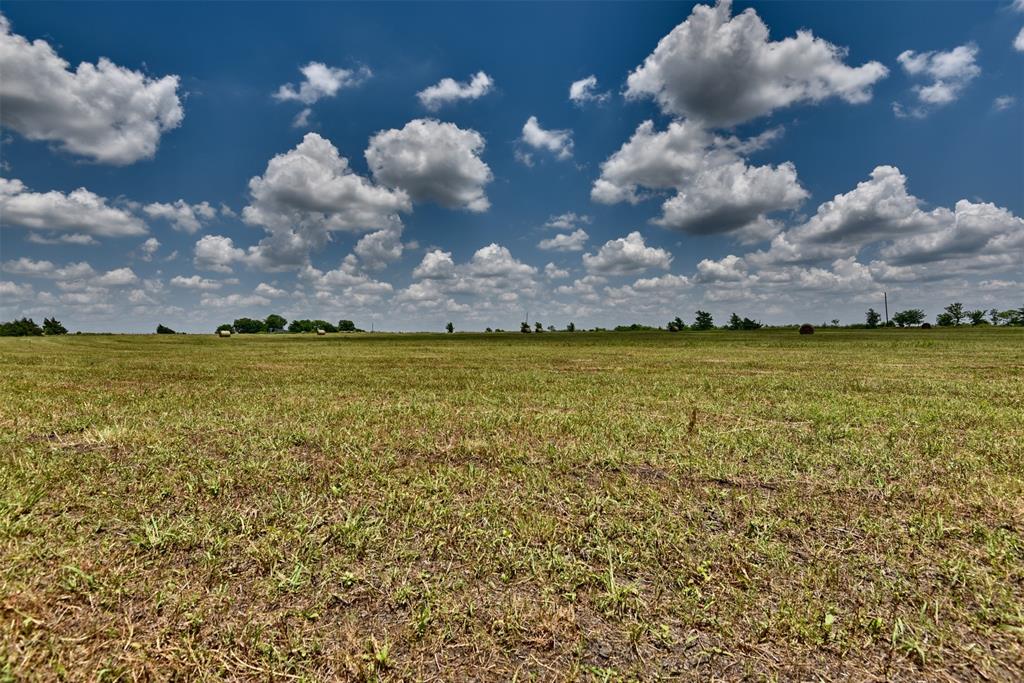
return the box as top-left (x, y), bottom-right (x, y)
top-left (1, 329), bottom-right (1022, 680)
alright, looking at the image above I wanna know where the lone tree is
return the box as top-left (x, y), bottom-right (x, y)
top-left (692, 310), bottom-right (714, 331)
top-left (865, 308), bottom-right (881, 328)
top-left (446, 322), bottom-right (454, 333)
top-left (265, 314), bottom-right (287, 333)
top-left (338, 320), bottom-right (356, 332)
top-left (156, 324), bottom-right (176, 334)
top-left (892, 309), bottom-right (925, 327)
top-left (944, 302), bottom-right (965, 326)
top-left (726, 313), bottom-right (743, 330)
top-left (566, 322), bottom-right (575, 332)
top-left (42, 317), bottom-right (68, 335)
top-left (966, 309), bottom-right (987, 326)
top-left (233, 318), bottom-right (266, 334)
top-left (520, 322), bottom-right (531, 333)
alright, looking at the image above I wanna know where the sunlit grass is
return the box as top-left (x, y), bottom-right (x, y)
top-left (1, 329), bottom-right (1021, 679)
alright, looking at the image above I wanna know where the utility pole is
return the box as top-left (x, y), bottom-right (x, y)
top-left (883, 292), bottom-right (889, 327)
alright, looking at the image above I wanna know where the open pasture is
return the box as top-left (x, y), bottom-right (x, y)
top-left (1, 329), bottom-right (1022, 680)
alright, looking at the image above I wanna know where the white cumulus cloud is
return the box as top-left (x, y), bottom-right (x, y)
top-left (895, 43), bottom-right (980, 116)
top-left (592, 120), bottom-right (805, 238)
top-left (143, 200), bottom-right (217, 234)
top-left (242, 133), bottom-right (410, 268)
top-left (273, 62), bottom-right (371, 105)
top-left (0, 14), bottom-right (183, 164)
top-left (170, 275), bottom-right (224, 290)
top-left (520, 116), bottom-right (573, 161)
top-left (625, 0), bottom-right (887, 126)
top-left (0, 177), bottom-right (147, 236)
top-left (365, 119), bottom-right (492, 211)
top-left (583, 232), bottom-right (672, 275)
top-left (538, 229), bottom-right (589, 252)
top-left (416, 71), bottom-right (493, 111)
top-left (569, 75), bottom-right (609, 105)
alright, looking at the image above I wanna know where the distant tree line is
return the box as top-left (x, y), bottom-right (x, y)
top-left (7, 301), bottom-right (1021, 338)
top-left (864, 302), bottom-right (1024, 328)
top-left (0, 317), bottom-right (67, 336)
top-left (664, 311), bottom-right (761, 331)
top-left (214, 314), bottom-right (363, 334)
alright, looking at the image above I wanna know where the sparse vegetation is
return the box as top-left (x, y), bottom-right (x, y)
top-left (1, 329), bottom-right (1021, 680)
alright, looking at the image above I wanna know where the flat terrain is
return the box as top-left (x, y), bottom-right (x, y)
top-left (1, 329), bottom-right (1022, 681)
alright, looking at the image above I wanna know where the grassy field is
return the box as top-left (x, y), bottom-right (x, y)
top-left (1, 329), bottom-right (1022, 680)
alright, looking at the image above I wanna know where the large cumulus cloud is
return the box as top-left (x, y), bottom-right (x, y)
top-left (0, 14), bottom-right (183, 164)
top-left (365, 119), bottom-right (492, 211)
top-left (625, 0), bottom-right (887, 127)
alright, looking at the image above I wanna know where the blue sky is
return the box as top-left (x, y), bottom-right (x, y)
top-left (1, 1), bottom-right (1021, 332)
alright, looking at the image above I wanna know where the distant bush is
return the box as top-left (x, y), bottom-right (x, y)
top-left (921, 322), bottom-right (932, 329)
top-left (614, 323), bottom-right (658, 332)
top-left (156, 324), bottom-right (176, 334)
top-left (799, 324), bottom-right (815, 335)
top-left (0, 317), bottom-right (43, 336)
